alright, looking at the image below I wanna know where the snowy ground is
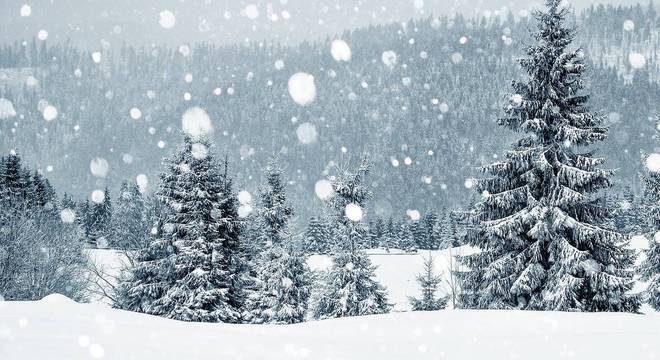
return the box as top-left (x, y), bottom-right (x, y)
top-left (1, 294), bottom-right (659, 360)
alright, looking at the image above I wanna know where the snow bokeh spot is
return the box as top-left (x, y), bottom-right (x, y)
top-left (20, 4), bottom-right (32, 17)
top-left (90, 157), bottom-right (110, 178)
top-left (407, 209), bottom-right (421, 221)
top-left (331, 39), bottom-right (352, 62)
top-left (288, 72), bottom-right (316, 106)
top-left (129, 107), bottom-right (142, 120)
top-left (91, 190), bottom-right (106, 204)
top-left (42, 105), bottom-right (58, 121)
top-left (381, 50), bottom-right (397, 68)
top-left (645, 153), bottom-right (660, 172)
top-left (159, 10), bottom-right (176, 29)
top-left (629, 52), bottom-right (646, 69)
top-left (0, 98), bottom-right (17, 119)
top-left (182, 107), bottom-right (213, 140)
top-left (296, 122), bottom-right (318, 144)
top-left (314, 179), bottom-right (334, 200)
top-left (190, 143), bottom-right (208, 160)
top-left (238, 190), bottom-right (252, 205)
top-left (136, 174), bottom-right (148, 193)
top-left (345, 203), bottom-right (364, 222)
top-left (60, 209), bottom-right (76, 223)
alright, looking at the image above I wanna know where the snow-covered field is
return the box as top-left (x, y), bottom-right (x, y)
top-left (2, 294), bottom-right (658, 360)
top-left (1, 246), bottom-right (657, 360)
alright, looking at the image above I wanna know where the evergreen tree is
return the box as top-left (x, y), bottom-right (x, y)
top-left (367, 217), bottom-right (385, 249)
top-left (110, 180), bottom-right (148, 250)
top-left (89, 186), bottom-right (113, 248)
top-left (638, 149), bottom-right (660, 310)
top-left (397, 222), bottom-right (417, 252)
top-left (409, 252), bottom-right (448, 311)
top-left (304, 216), bottom-right (331, 254)
top-left (115, 135), bottom-right (244, 322)
top-left (457, 1), bottom-right (640, 312)
top-left (314, 158), bottom-right (391, 319)
top-left (248, 160), bottom-right (311, 324)
top-left (409, 219), bottom-right (428, 250)
top-left (437, 210), bottom-right (459, 249)
top-left (423, 212), bottom-right (440, 250)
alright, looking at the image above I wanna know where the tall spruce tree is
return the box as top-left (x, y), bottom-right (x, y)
top-left (409, 252), bottom-right (448, 311)
top-left (437, 210), bottom-right (458, 249)
top-left (314, 158), bottom-right (391, 319)
top-left (248, 160), bottom-right (311, 324)
top-left (115, 135), bottom-right (244, 322)
top-left (639, 148), bottom-right (660, 310)
top-left (89, 186), bottom-right (113, 248)
top-left (457, 0), bottom-right (640, 312)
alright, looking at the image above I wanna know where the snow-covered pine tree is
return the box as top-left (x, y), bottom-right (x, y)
top-left (304, 216), bottom-right (331, 254)
top-left (110, 180), bottom-right (148, 250)
top-left (638, 148), bottom-right (660, 310)
top-left (437, 210), bottom-right (458, 249)
top-left (398, 221), bottom-right (416, 252)
top-left (89, 185), bottom-right (113, 248)
top-left (314, 158), bottom-right (391, 319)
top-left (457, 0), bottom-right (640, 312)
top-left (423, 212), bottom-right (440, 250)
top-left (248, 160), bottom-right (311, 324)
top-left (409, 252), bottom-right (448, 311)
top-left (409, 218), bottom-right (428, 250)
top-left (367, 217), bottom-right (385, 249)
top-left (115, 134), bottom-right (243, 322)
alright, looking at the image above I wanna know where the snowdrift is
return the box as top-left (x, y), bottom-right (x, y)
top-left (1, 296), bottom-right (658, 360)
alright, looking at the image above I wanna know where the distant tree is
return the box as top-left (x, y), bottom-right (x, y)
top-left (110, 180), bottom-right (148, 250)
top-left (437, 211), bottom-right (459, 249)
top-left (409, 252), bottom-right (448, 311)
top-left (89, 186), bottom-right (113, 248)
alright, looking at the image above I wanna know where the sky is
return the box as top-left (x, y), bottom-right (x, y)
top-left (0, 0), bottom-right (649, 49)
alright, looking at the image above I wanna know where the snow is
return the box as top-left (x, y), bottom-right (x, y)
top-left (407, 209), bottom-right (421, 221)
top-left (237, 190), bottom-right (252, 205)
top-left (287, 72), bottom-right (316, 106)
top-left (89, 157), bottom-right (110, 178)
top-left (238, 204), bottom-right (253, 218)
top-left (59, 208), bottom-right (76, 223)
top-left (136, 174), bottom-right (148, 193)
top-left (450, 52), bottom-right (463, 64)
top-left (244, 4), bottom-right (259, 20)
top-left (129, 107), bottom-right (142, 120)
top-left (314, 179), bottom-right (334, 200)
top-left (330, 39), bottom-right (352, 62)
top-left (2, 291), bottom-right (658, 360)
top-left (37, 30), bottom-right (48, 41)
top-left (42, 105), bottom-right (58, 121)
top-left (344, 203), bottom-right (363, 222)
top-left (90, 189), bottom-right (106, 204)
top-left (623, 19), bottom-right (635, 31)
top-left (181, 107), bottom-right (213, 140)
top-left (629, 52), bottom-right (646, 69)
top-left (91, 52), bottom-right (102, 64)
top-left (0, 98), bottom-right (17, 119)
top-left (645, 153), bottom-right (660, 172)
top-left (158, 10), bottom-right (176, 29)
top-left (190, 143), bottom-right (208, 160)
top-left (20, 4), bottom-right (31, 17)
top-left (381, 50), bottom-right (397, 68)
top-left (296, 122), bottom-right (318, 144)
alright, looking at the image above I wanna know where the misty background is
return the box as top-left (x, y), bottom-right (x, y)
top-left (0, 0), bottom-right (647, 48)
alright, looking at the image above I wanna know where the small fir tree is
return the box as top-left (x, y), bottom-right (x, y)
top-left (409, 252), bottom-right (448, 311)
